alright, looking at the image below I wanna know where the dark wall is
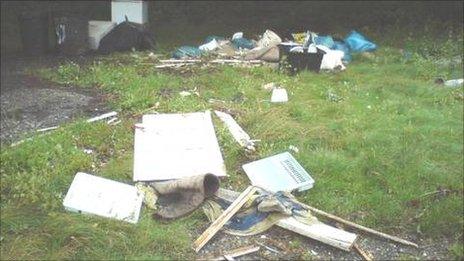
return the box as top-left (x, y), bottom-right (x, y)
top-left (1, 1), bottom-right (463, 55)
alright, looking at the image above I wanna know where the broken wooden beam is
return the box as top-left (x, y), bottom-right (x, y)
top-left (353, 243), bottom-right (373, 261)
top-left (297, 202), bottom-right (418, 248)
top-left (209, 245), bottom-right (260, 261)
top-left (194, 186), bottom-right (258, 252)
top-left (215, 188), bottom-right (357, 251)
top-left (86, 111), bottom-right (118, 123)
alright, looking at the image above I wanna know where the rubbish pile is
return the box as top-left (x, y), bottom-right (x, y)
top-left (63, 109), bottom-right (418, 259)
top-left (157, 29), bottom-right (377, 74)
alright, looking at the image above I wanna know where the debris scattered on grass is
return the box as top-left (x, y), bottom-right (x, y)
top-left (271, 88), bottom-right (288, 103)
top-left (63, 172), bottom-right (143, 224)
top-left (242, 152), bottom-right (314, 193)
top-left (37, 126), bottom-right (59, 132)
top-left (86, 111), bottom-right (118, 123)
top-left (214, 110), bottom-right (256, 151)
top-left (133, 111), bottom-right (227, 181)
top-left (288, 145), bottom-right (299, 153)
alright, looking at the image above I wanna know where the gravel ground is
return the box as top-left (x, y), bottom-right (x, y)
top-left (0, 55), bottom-right (107, 142)
top-left (195, 224), bottom-right (453, 260)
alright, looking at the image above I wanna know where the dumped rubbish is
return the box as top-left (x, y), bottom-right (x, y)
top-left (344, 30), bottom-right (377, 53)
top-left (194, 186), bottom-right (258, 252)
top-left (172, 46), bottom-right (204, 59)
top-left (444, 78), bottom-right (464, 87)
top-left (98, 20), bottom-right (155, 54)
top-left (133, 111), bottom-right (227, 181)
top-left (63, 172), bottom-right (143, 223)
top-left (317, 45), bottom-right (346, 71)
top-left (150, 174), bottom-right (220, 219)
top-left (37, 126), bottom-right (59, 132)
top-left (88, 21), bottom-right (117, 50)
top-left (199, 38), bottom-right (220, 52)
top-left (214, 188), bottom-right (358, 251)
top-left (86, 111), bottom-right (118, 123)
top-left (263, 82), bottom-right (277, 91)
top-left (288, 145), bottom-right (299, 153)
top-left (242, 152), bottom-right (315, 193)
top-left (271, 88), bottom-right (289, 103)
top-left (208, 245), bottom-right (260, 261)
top-left (214, 110), bottom-right (256, 151)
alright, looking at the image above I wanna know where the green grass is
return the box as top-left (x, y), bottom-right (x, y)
top-left (1, 27), bottom-right (463, 259)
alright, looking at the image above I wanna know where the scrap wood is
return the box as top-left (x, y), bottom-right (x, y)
top-left (213, 110), bottom-right (255, 151)
top-left (37, 126), bottom-right (59, 132)
top-left (159, 59), bottom-right (202, 63)
top-left (206, 245), bottom-right (260, 261)
top-left (297, 202), bottom-right (418, 248)
top-left (256, 242), bottom-right (280, 254)
top-left (353, 243), bottom-right (374, 261)
top-left (193, 186), bottom-right (258, 252)
top-left (86, 111), bottom-right (118, 123)
top-left (215, 188), bottom-right (357, 251)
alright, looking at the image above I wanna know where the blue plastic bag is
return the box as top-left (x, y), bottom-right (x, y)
top-left (333, 41), bottom-right (352, 62)
top-left (314, 35), bottom-right (335, 49)
top-left (231, 37), bottom-right (255, 50)
top-left (344, 31), bottom-right (377, 53)
top-left (172, 46), bottom-right (203, 59)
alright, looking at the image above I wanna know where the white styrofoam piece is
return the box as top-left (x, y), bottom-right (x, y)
top-left (242, 152), bottom-right (315, 193)
top-left (214, 110), bottom-right (255, 151)
top-left (133, 111), bottom-right (227, 181)
top-left (63, 172), bottom-right (143, 223)
top-left (271, 88), bottom-right (288, 103)
top-left (111, 0), bottom-right (148, 24)
top-left (88, 20), bottom-right (117, 50)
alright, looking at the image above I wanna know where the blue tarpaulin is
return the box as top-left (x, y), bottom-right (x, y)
top-left (344, 30), bottom-right (377, 53)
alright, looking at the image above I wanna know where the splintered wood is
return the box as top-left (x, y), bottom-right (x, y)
top-left (193, 186), bottom-right (258, 252)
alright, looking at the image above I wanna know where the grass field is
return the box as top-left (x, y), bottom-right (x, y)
top-left (1, 24), bottom-right (463, 259)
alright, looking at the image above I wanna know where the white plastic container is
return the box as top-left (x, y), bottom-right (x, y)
top-left (111, 0), bottom-right (148, 24)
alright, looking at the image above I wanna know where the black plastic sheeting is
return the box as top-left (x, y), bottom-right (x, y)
top-left (98, 21), bottom-right (155, 54)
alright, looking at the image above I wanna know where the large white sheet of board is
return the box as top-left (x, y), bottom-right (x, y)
top-left (133, 111), bottom-right (227, 181)
top-left (63, 172), bottom-right (143, 223)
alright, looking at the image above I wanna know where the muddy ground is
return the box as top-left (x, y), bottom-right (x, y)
top-left (0, 55), bottom-right (108, 142)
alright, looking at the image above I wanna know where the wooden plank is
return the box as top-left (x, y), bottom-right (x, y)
top-left (297, 203), bottom-right (418, 248)
top-left (193, 186), bottom-right (258, 252)
top-left (200, 245), bottom-right (260, 261)
top-left (353, 243), bottom-right (373, 261)
top-left (215, 188), bottom-right (357, 251)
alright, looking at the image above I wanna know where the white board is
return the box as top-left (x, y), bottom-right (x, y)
top-left (133, 111), bottom-right (227, 181)
top-left (63, 172), bottom-right (143, 223)
top-left (242, 152), bottom-right (314, 192)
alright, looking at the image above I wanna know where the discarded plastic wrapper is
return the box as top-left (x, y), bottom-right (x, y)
top-left (271, 88), bottom-right (288, 103)
top-left (199, 38), bottom-right (220, 52)
top-left (242, 152), bottom-right (314, 192)
top-left (133, 111), bottom-right (227, 181)
top-left (317, 45), bottom-right (346, 71)
top-left (63, 172), bottom-right (143, 223)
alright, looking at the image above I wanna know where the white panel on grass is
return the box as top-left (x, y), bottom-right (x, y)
top-left (63, 172), bottom-right (143, 223)
top-left (133, 111), bottom-right (227, 181)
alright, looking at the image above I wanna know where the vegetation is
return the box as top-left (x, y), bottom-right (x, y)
top-left (1, 22), bottom-right (463, 259)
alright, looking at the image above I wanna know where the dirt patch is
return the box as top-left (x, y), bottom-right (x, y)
top-left (0, 55), bottom-right (108, 142)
